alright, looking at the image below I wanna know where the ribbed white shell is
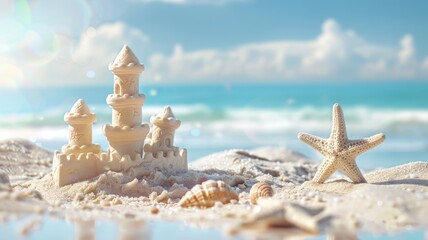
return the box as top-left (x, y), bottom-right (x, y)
top-left (249, 182), bottom-right (273, 204)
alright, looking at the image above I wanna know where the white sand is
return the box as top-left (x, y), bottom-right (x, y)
top-left (0, 139), bottom-right (427, 238)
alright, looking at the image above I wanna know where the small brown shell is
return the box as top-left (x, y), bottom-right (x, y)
top-left (250, 182), bottom-right (273, 204)
top-left (178, 180), bottom-right (239, 208)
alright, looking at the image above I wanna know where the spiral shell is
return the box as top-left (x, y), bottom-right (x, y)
top-left (178, 180), bottom-right (239, 208)
top-left (249, 182), bottom-right (273, 204)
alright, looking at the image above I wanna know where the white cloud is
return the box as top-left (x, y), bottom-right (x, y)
top-left (424, 57), bottom-right (428, 67)
top-left (422, 58), bottom-right (428, 72)
top-left (73, 23), bottom-right (149, 65)
top-left (0, 0), bottom-right (148, 88)
top-left (398, 34), bottom-right (415, 65)
top-left (1, 18), bottom-right (428, 88)
top-left (0, 22), bottom-right (149, 88)
top-left (146, 19), bottom-right (428, 82)
top-left (67, 22), bottom-right (149, 84)
top-left (133, 0), bottom-right (248, 5)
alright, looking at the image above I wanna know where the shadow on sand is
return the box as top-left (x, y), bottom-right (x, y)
top-left (372, 178), bottom-right (428, 187)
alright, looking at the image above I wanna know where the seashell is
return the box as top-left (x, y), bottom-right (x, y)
top-left (155, 190), bottom-right (169, 203)
top-left (149, 192), bottom-right (158, 201)
top-left (249, 182), bottom-right (273, 204)
top-left (178, 180), bottom-right (238, 208)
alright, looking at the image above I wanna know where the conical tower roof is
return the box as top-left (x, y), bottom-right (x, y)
top-left (112, 45), bottom-right (141, 66)
top-left (64, 99), bottom-right (96, 123)
top-left (158, 106), bottom-right (175, 119)
top-left (151, 106), bottom-right (181, 130)
top-left (109, 45), bottom-right (144, 73)
top-left (70, 99), bottom-right (91, 115)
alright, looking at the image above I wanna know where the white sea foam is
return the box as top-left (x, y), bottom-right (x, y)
top-left (1, 104), bottom-right (428, 153)
top-left (1, 104), bottom-right (428, 133)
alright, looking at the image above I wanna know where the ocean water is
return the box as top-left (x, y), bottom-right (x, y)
top-left (0, 82), bottom-right (427, 170)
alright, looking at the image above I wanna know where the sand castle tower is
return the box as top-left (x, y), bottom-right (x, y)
top-left (103, 45), bottom-right (150, 160)
top-left (53, 99), bottom-right (102, 186)
top-left (62, 99), bottom-right (101, 155)
top-left (144, 106), bottom-right (181, 154)
top-left (143, 106), bottom-right (187, 171)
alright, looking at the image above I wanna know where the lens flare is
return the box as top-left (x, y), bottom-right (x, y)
top-left (15, 0), bottom-right (31, 28)
top-left (150, 89), bottom-right (158, 96)
top-left (31, 0), bottom-right (92, 37)
top-left (20, 30), bottom-right (61, 65)
top-left (0, 63), bottom-right (24, 89)
top-left (86, 70), bottom-right (96, 78)
top-left (0, 0), bottom-right (31, 51)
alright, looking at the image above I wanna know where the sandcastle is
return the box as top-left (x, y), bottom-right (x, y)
top-left (52, 45), bottom-right (187, 187)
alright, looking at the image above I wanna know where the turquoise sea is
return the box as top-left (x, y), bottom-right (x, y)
top-left (1, 81), bottom-right (428, 239)
top-left (0, 81), bottom-right (427, 169)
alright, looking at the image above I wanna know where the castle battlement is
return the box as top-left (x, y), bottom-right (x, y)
top-left (142, 148), bottom-right (187, 172)
top-left (53, 150), bottom-right (148, 187)
top-left (52, 45), bottom-right (188, 187)
top-left (144, 149), bottom-right (184, 159)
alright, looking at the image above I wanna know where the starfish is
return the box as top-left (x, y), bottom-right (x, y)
top-left (297, 103), bottom-right (385, 183)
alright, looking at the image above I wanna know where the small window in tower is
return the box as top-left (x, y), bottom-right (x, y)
top-left (114, 83), bottom-right (120, 95)
top-left (165, 138), bottom-right (171, 147)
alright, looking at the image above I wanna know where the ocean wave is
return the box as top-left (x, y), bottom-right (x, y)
top-left (1, 104), bottom-right (428, 134)
top-left (1, 105), bottom-right (427, 160)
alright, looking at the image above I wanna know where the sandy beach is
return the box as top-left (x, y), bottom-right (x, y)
top-left (0, 139), bottom-right (427, 239)
top-left (2, 0), bottom-right (428, 239)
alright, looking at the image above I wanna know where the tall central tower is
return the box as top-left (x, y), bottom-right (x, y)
top-left (103, 45), bottom-right (150, 161)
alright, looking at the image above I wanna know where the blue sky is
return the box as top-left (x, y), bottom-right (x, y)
top-left (1, 0), bottom-right (428, 87)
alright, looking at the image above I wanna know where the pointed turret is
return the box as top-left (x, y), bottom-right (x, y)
top-left (109, 45), bottom-right (144, 74)
top-left (143, 105), bottom-right (187, 172)
top-left (112, 45), bottom-right (141, 67)
top-left (70, 99), bottom-right (91, 114)
top-left (151, 106), bottom-right (181, 130)
top-left (62, 99), bottom-right (100, 154)
top-left (161, 106), bottom-right (175, 119)
top-left (64, 99), bottom-right (96, 124)
top-left (144, 106), bottom-right (181, 154)
top-left (104, 45), bottom-right (150, 161)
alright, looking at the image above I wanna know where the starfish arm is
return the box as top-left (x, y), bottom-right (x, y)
top-left (312, 157), bottom-right (338, 183)
top-left (343, 133), bottom-right (385, 158)
top-left (298, 132), bottom-right (328, 155)
top-left (329, 104), bottom-right (348, 149)
top-left (338, 158), bottom-right (367, 183)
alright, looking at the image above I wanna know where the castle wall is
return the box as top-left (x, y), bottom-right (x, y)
top-left (143, 148), bottom-right (188, 172)
top-left (53, 151), bottom-right (101, 187)
top-left (107, 139), bottom-right (145, 161)
top-left (53, 149), bottom-right (149, 187)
